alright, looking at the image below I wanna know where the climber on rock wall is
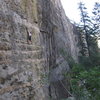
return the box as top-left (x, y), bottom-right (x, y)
top-left (28, 31), bottom-right (32, 44)
top-left (26, 28), bottom-right (32, 44)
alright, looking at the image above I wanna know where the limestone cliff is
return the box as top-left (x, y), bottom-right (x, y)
top-left (0, 0), bottom-right (79, 100)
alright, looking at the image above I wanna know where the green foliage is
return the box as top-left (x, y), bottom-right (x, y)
top-left (67, 62), bottom-right (100, 100)
top-left (87, 36), bottom-right (100, 66)
top-left (60, 38), bottom-right (100, 100)
top-left (60, 48), bottom-right (75, 68)
top-left (61, 47), bottom-right (100, 100)
top-left (79, 56), bottom-right (92, 69)
top-left (39, 73), bottom-right (49, 84)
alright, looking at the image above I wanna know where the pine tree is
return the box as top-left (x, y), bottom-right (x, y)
top-left (92, 2), bottom-right (100, 36)
top-left (78, 2), bottom-right (92, 34)
top-left (78, 1), bottom-right (100, 62)
top-left (78, 2), bottom-right (90, 57)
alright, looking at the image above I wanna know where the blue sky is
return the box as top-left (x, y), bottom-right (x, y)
top-left (61, 0), bottom-right (100, 23)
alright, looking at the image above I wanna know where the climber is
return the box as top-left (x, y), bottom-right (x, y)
top-left (28, 31), bottom-right (32, 44)
top-left (26, 28), bottom-right (32, 44)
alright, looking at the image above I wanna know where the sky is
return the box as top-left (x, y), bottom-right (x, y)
top-left (61, 0), bottom-right (100, 23)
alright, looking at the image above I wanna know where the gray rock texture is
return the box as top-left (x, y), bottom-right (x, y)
top-left (0, 0), bottom-right (79, 100)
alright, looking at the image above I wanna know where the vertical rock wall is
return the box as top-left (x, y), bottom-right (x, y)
top-left (0, 0), bottom-right (47, 100)
top-left (37, 0), bottom-right (79, 99)
top-left (0, 0), bottom-right (79, 100)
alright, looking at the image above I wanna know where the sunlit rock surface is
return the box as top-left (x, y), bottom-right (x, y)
top-left (0, 0), bottom-right (79, 100)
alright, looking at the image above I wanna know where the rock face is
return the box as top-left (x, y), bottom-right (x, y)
top-left (0, 0), bottom-right (79, 100)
